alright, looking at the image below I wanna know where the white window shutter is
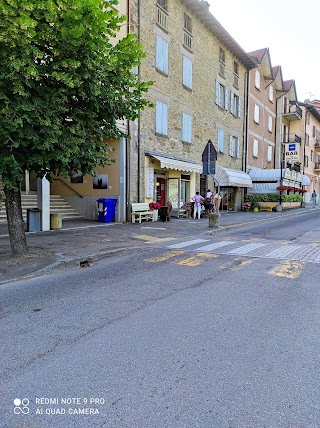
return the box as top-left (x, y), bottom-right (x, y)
top-left (238, 97), bottom-right (242, 118)
top-left (183, 56), bottom-right (192, 89)
top-left (253, 139), bottom-right (258, 157)
top-left (267, 146), bottom-right (272, 162)
top-left (225, 87), bottom-right (229, 111)
top-left (162, 102), bottom-right (168, 135)
top-left (217, 128), bottom-right (224, 153)
top-left (236, 137), bottom-right (241, 158)
top-left (269, 85), bottom-right (273, 102)
top-left (156, 101), bottom-right (168, 135)
top-left (230, 91), bottom-right (234, 114)
top-left (268, 116), bottom-right (272, 132)
top-left (215, 80), bottom-right (220, 105)
top-left (156, 35), bottom-right (168, 74)
top-left (255, 70), bottom-right (260, 89)
top-left (182, 112), bottom-right (192, 143)
top-left (229, 135), bottom-right (234, 156)
top-left (254, 105), bottom-right (259, 123)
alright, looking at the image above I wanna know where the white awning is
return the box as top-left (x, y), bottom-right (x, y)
top-left (150, 154), bottom-right (203, 174)
top-left (248, 168), bottom-right (285, 182)
top-left (301, 175), bottom-right (311, 186)
top-left (249, 168), bottom-right (311, 186)
top-left (214, 165), bottom-right (252, 187)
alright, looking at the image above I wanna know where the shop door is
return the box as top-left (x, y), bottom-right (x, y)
top-left (167, 177), bottom-right (180, 217)
top-left (156, 178), bottom-right (166, 206)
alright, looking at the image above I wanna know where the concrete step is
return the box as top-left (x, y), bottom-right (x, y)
top-left (0, 194), bottom-right (83, 223)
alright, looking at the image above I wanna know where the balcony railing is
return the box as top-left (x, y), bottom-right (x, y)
top-left (281, 134), bottom-right (301, 145)
top-left (282, 103), bottom-right (302, 121)
top-left (314, 163), bottom-right (320, 171)
top-left (156, 5), bottom-right (168, 31)
top-left (183, 29), bottom-right (192, 51)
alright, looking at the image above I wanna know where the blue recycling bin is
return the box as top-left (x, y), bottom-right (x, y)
top-left (27, 208), bottom-right (41, 232)
top-left (97, 198), bottom-right (117, 223)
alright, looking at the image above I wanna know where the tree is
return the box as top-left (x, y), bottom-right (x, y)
top-left (0, 0), bottom-right (152, 256)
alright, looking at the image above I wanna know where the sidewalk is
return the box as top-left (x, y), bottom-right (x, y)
top-left (0, 205), bottom-right (317, 285)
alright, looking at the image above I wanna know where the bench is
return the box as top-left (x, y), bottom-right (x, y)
top-left (259, 205), bottom-right (274, 212)
top-left (131, 203), bottom-right (154, 223)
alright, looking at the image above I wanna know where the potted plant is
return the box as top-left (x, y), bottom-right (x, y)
top-left (149, 201), bottom-right (161, 221)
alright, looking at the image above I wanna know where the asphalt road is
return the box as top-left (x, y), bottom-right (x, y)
top-left (1, 212), bottom-right (320, 428)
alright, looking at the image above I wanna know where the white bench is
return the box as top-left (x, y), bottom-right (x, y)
top-left (131, 203), bottom-right (154, 223)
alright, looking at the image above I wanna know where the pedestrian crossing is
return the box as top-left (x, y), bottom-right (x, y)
top-left (158, 237), bottom-right (320, 264)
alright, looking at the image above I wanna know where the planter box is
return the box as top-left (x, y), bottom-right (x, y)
top-left (282, 202), bottom-right (302, 209)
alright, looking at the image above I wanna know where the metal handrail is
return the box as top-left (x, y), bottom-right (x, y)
top-left (53, 178), bottom-right (84, 198)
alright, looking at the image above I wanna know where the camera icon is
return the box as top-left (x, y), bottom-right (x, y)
top-left (14, 398), bottom-right (30, 415)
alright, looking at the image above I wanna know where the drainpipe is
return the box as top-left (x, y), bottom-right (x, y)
top-left (137, 0), bottom-right (141, 202)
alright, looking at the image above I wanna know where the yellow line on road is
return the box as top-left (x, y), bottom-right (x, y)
top-left (133, 234), bottom-right (177, 243)
top-left (144, 250), bottom-right (185, 263)
top-left (174, 253), bottom-right (218, 267)
top-left (270, 260), bottom-right (304, 279)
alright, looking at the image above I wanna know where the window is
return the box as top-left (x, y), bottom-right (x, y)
top-left (306, 112), bottom-right (310, 125)
top-left (255, 70), bottom-right (260, 89)
top-left (156, 35), bottom-right (168, 74)
top-left (233, 61), bottom-right (239, 88)
top-left (183, 14), bottom-right (192, 50)
top-left (219, 47), bottom-right (225, 64)
top-left (313, 126), bottom-right (316, 137)
top-left (254, 104), bottom-right (259, 123)
top-left (311, 150), bottom-right (314, 162)
top-left (230, 92), bottom-right (241, 118)
top-left (182, 55), bottom-right (192, 89)
top-left (267, 146), bottom-right (272, 162)
top-left (215, 80), bottom-right (228, 111)
top-left (269, 85), bottom-right (274, 102)
top-left (306, 133), bottom-right (310, 146)
top-left (156, 0), bottom-right (168, 30)
top-left (268, 116), bottom-right (272, 132)
top-left (304, 155), bottom-right (309, 167)
top-left (182, 112), bottom-right (192, 143)
top-left (155, 100), bottom-right (168, 135)
top-left (253, 139), bottom-right (259, 157)
top-left (217, 128), bottom-right (224, 153)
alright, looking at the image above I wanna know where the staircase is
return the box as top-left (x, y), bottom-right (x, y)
top-left (0, 194), bottom-right (83, 224)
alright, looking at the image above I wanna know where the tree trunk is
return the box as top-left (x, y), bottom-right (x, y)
top-left (4, 187), bottom-right (28, 257)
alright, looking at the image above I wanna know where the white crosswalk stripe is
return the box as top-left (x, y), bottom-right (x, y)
top-left (163, 237), bottom-right (320, 264)
top-left (264, 245), bottom-right (301, 258)
top-left (196, 241), bottom-right (236, 251)
top-left (167, 239), bottom-right (209, 249)
top-left (227, 243), bottom-right (267, 255)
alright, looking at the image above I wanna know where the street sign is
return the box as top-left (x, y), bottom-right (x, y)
top-left (285, 143), bottom-right (300, 161)
top-left (202, 140), bottom-right (217, 175)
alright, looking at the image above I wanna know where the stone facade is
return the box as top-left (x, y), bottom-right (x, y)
top-left (128, 0), bottom-right (255, 212)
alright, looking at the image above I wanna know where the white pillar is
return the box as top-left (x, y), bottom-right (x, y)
top-left (37, 176), bottom-right (50, 231)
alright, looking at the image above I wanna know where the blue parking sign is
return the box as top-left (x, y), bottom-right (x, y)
top-left (288, 143), bottom-right (296, 151)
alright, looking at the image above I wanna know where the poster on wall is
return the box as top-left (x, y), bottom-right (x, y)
top-left (93, 174), bottom-right (108, 189)
top-left (70, 172), bottom-right (83, 183)
top-left (146, 167), bottom-right (154, 198)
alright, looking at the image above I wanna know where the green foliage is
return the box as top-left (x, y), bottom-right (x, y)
top-left (282, 194), bottom-right (303, 202)
top-left (245, 193), bottom-right (280, 203)
top-left (0, 0), bottom-right (153, 190)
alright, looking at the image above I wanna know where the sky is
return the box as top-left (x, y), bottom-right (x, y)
top-left (208, 0), bottom-right (320, 102)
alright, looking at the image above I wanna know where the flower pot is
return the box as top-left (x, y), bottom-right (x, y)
top-left (253, 207), bottom-right (259, 213)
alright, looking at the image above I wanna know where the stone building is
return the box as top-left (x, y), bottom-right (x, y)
top-left (128, 0), bottom-right (256, 214)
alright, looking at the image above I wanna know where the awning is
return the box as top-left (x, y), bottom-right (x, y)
top-left (248, 168), bottom-right (285, 182)
top-left (214, 165), bottom-right (252, 187)
top-left (249, 168), bottom-right (311, 186)
top-left (148, 153), bottom-right (203, 174)
top-left (301, 175), bottom-right (311, 186)
top-left (247, 183), bottom-right (279, 194)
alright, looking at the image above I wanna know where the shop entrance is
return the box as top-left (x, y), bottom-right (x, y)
top-left (156, 177), bottom-right (166, 206)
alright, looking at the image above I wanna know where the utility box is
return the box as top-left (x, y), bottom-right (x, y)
top-left (27, 208), bottom-right (41, 232)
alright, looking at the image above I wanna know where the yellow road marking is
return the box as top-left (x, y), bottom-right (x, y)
top-left (220, 257), bottom-right (254, 270)
top-left (144, 250), bottom-right (185, 263)
top-left (133, 234), bottom-right (177, 243)
top-left (174, 253), bottom-right (218, 267)
top-left (270, 260), bottom-right (304, 279)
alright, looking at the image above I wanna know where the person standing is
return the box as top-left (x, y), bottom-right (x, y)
top-left (192, 192), bottom-right (204, 219)
top-left (214, 192), bottom-right (222, 212)
top-left (311, 190), bottom-right (317, 208)
top-left (205, 189), bottom-right (213, 215)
